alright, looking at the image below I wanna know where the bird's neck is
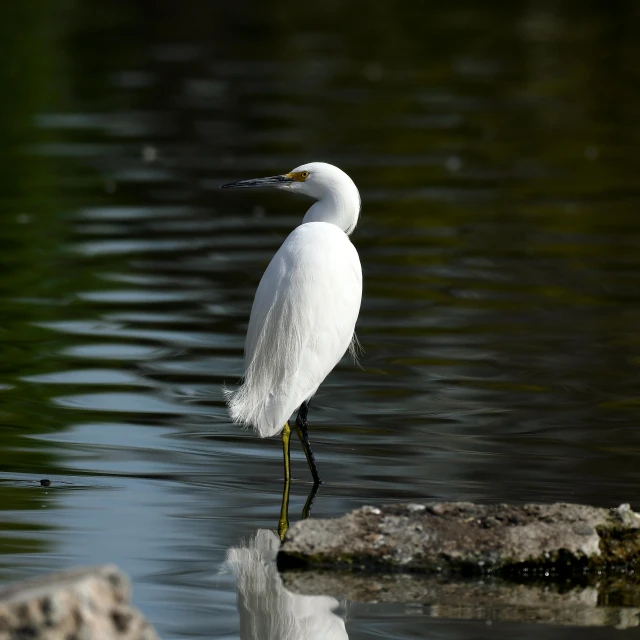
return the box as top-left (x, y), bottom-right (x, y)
top-left (302, 186), bottom-right (360, 235)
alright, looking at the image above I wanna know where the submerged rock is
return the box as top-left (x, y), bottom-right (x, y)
top-left (278, 502), bottom-right (640, 576)
top-left (0, 565), bottom-right (158, 640)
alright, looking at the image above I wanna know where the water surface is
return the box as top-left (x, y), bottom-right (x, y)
top-left (1, 2), bottom-right (640, 638)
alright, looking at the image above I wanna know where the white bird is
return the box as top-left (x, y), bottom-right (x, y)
top-left (222, 162), bottom-right (362, 491)
top-left (224, 529), bottom-right (348, 640)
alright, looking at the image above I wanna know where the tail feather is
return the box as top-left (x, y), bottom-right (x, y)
top-left (225, 383), bottom-right (297, 438)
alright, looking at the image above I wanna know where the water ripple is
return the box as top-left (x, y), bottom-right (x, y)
top-left (53, 392), bottom-right (212, 415)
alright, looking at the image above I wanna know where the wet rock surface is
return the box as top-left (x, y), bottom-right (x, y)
top-left (0, 565), bottom-right (158, 640)
top-left (278, 502), bottom-right (640, 575)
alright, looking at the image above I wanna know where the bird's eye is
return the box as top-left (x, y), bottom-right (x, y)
top-left (300, 171), bottom-right (309, 179)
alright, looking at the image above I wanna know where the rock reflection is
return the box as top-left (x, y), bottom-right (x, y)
top-left (225, 530), bottom-right (348, 640)
top-left (282, 571), bottom-right (640, 629)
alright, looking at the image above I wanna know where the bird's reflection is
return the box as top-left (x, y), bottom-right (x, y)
top-left (224, 528), bottom-right (348, 639)
top-left (278, 469), bottom-right (320, 540)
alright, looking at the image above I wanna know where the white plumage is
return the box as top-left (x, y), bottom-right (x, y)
top-left (228, 222), bottom-right (361, 436)
top-left (223, 162), bottom-right (362, 443)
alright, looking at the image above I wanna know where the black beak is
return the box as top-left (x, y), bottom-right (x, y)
top-left (220, 174), bottom-right (293, 189)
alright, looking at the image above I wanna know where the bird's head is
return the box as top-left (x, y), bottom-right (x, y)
top-left (222, 162), bottom-right (360, 234)
top-left (221, 162), bottom-right (353, 199)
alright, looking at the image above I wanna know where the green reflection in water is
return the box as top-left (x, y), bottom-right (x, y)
top-left (0, 0), bottom-right (74, 562)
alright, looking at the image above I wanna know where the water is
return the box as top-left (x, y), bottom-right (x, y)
top-left (1, 1), bottom-right (640, 637)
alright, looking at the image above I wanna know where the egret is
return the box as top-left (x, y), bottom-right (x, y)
top-left (222, 162), bottom-right (362, 524)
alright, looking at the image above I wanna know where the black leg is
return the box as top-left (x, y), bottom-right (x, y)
top-left (295, 401), bottom-right (322, 486)
top-left (301, 481), bottom-right (321, 520)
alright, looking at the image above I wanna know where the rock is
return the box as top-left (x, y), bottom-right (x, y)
top-left (0, 565), bottom-right (158, 640)
top-left (277, 502), bottom-right (640, 576)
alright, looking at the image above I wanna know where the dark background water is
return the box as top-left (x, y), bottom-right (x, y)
top-left (2, 0), bottom-right (640, 637)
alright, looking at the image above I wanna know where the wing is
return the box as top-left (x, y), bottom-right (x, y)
top-left (227, 222), bottom-right (362, 437)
